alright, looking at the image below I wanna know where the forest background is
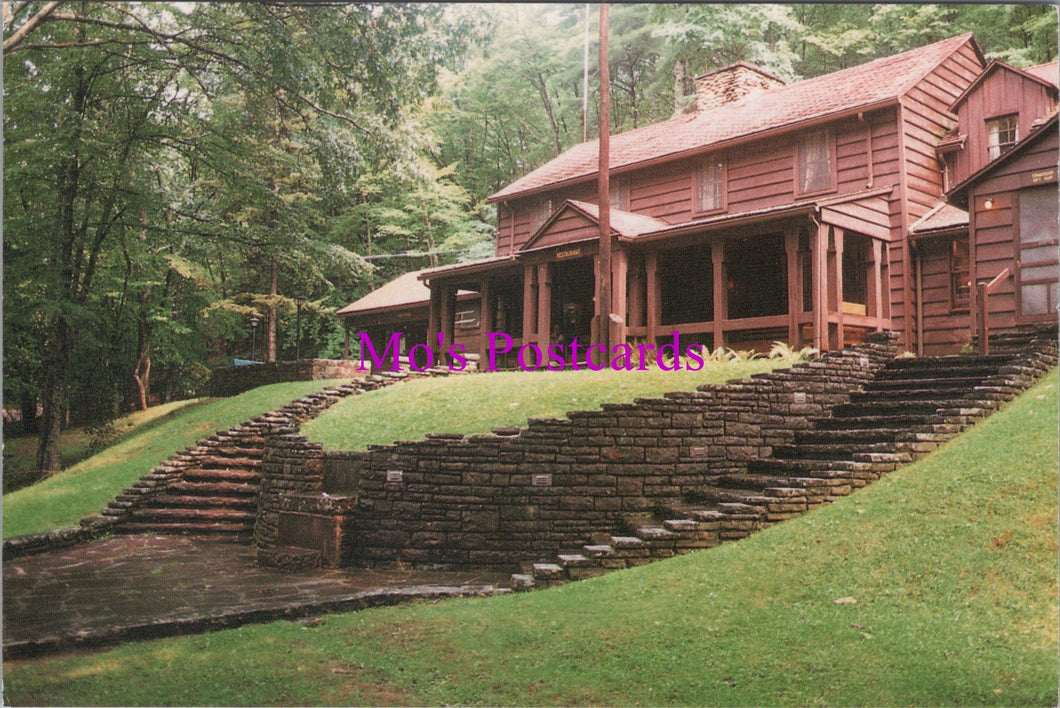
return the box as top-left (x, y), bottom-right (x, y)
top-left (3, 2), bottom-right (1057, 473)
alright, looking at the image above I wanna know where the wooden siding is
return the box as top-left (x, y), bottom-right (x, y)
top-left (889, 42), bottom-right (983, 344)
top-left (968, 129), bottom-right (1059, 333)
top-left (522, 208), bottom-right (600, 252)
top-left (496, 108), bottom-right (906, 255)
top-left (917, 238), bottom-right (972, 355)
top-left (951, 66), bottom-right (1059, 186)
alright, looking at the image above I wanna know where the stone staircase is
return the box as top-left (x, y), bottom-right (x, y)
top-left (100, 367), bottom-right (470, 541)
top-left (514, 329), bottom-right (1057, 590)
top-left (104, 381), bottom-right (380, 539)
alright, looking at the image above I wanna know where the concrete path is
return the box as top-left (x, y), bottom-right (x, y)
top-left (3, 534), bottom-right (510, 658)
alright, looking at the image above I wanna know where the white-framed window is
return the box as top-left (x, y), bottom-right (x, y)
top-left (694, 157), bottom-right (725, 213)
top-left (987, 115), bottom-right (1019, 160)
top-left (454, 308), bottom-right (480, 330)
top-left (798, 131), bottom-right (833, 194)
top-left (1018, 186), bottom-right (1059, 318)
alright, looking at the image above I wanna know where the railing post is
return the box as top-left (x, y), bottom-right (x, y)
top-left (977, 281), bottom-right (989, 356)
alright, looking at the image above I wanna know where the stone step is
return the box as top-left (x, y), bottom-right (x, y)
top-left (127, 507), bottom-right (254, 524)
top-left (182, 468), bottom-right (261, 484)
top-left (771, 442), bottom-right (902, 461)
top-left (115, 521), bottom-right (252, 536)
top-left (197, 456), bottom-right (262, 470)
top-left (812, 413), bottom-right (937, 430)
top-left (197, 442), bottom-right (265, 456)
top-left (167, 480), bottom-right (260, 497)
top-left (848, 388), bottom-right (974, 403)
top-left (147, 494), bottom-right (257, 510)
top-left (831, 399), bottom-right (970, 417)
top-left (794, 425), bottom-right (959, 445)
top-left (714, 473), bottom-right (852, 495)
top-left (862, 375), bottom-right (994, 392)
top-left (883, 354), bottom-right (1011, 370)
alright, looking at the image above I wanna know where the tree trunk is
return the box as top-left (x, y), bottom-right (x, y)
top-left (20, 391), bottom-right (38, 435)
top-left (267, 258), bottom-right (278, 362)
top-left (37, 318), bottom-right (71, 473)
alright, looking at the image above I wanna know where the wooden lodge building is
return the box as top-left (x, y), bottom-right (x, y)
top-left (339, 34), bottom-right (1058, 366)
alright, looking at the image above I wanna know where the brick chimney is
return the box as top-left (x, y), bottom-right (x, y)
top-left (695, 62), bottom-right (785, 112)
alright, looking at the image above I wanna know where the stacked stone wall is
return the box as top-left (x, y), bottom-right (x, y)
top-left (257, 332), bottom-right (901, 569)
top-left (208, 359), bottom-right (367, 397)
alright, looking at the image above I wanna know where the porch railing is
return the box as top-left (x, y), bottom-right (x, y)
top-left (976, 267), bottom-right (1012, 356)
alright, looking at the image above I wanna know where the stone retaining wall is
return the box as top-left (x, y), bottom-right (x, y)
top-left (257, 332), bottom-right (901, 569)
top-left (208, 359), bottom-right (367, 397)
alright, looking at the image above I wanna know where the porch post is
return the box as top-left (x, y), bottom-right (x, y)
top-left (478, 278), bottom-right (494, 367)
top-left (812, 221), bottom-right (829, 351)
top-left (342, 318), bottom-right (350, 360)
top-left (784, 229), bottom-right (800, 346)
top-left (428, 282), bottom-right (442, 355)
top-left (831, 227), bottom-right (845, 349)
top-left (645, 250), bottom-right (659, 344)
top-left (522, 264), bottom-right (537, 347)
top-left (611, 248), bottom-right (628, 345)
top-left (869, 239), bottom-right (884, 329)
top-left (628, 254), bottom-right (646, 328)
top-left (711, 239), bottom-right (726, 351)
top-left (536, 262), bottom-right (551, 349)
top-left (440, 285), bottom-right (456, 367)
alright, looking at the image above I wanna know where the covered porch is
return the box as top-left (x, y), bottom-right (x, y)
top-left (423, 192), bottom-right (896, 368)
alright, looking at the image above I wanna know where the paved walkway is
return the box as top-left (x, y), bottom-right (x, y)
top-left (3, 534), bottom-right (510, 658)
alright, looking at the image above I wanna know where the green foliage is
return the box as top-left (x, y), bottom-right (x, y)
top-left (6, 370), bottom-right (1056, 706)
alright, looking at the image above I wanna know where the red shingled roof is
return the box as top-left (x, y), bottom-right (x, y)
top-left (489, 34), bottom-right (977, 203)
top-left (1024, 60), bottom-right (1059, 88)
top-left (336, 269), bottom-right (432, 316)
top-left (910, 202), bottom-right (969, 236)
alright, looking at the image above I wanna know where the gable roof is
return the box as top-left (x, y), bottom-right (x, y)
top-left (1023, 60), bottom-right (1059, 88)
top-left (336, 269), bottom-right (432, 317)
top-left (518, 200), bottom-right (671, 254)
top-left (489, 34), bottom-right (980, 204)
top-left (947, 111), bottom-right (1059, 198)
top-left (950, 58), bottom-right (1060, 111)
top-left (910, 202), bottom-right (969, 237)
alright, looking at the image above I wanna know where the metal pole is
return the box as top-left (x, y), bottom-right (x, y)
top-left (250, 317), bottom-right (259, 362)
top-left (595, 2), bottom-right (611, 365)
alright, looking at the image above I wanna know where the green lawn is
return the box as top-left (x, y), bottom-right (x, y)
top-left (3, 399), bottom-right (204, 491)
top-left (303, 358), bottom-right (785, 450)
top-left (6, 369), bottom-right (1056, 706)
top-left (2, 380), bottom-right (346, 538)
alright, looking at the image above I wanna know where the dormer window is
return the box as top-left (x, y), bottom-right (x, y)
top-left (987, 115), bottom-right (1019, 160)
top-left (694, 157), bottom-right (725, 213)
top-left (798, 131), bottom-right (833, 194)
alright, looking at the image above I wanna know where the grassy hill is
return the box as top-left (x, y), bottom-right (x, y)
top-left (6, 369), bottom-right (1056, 706)
top-left (2, 380), bottom-right (347, 538)
top-left (302, 358), bottom-right (784, 450)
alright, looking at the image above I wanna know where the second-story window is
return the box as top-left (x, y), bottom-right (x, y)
top-left (694, 157), bottom-right (725, 213)
top-left (798, 131), bottom-right (833, 194)
top-left (610, 176), bottom-right (630, 211)
top-left (987, 115), bottom-right (1019, 160)
top-left (530, 197), bottom-right (553, 231)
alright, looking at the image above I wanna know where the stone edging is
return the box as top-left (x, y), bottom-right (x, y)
top-left (1, 584), bottom-right (506, 660)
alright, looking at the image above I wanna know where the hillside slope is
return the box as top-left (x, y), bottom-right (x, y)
top-left (6, 369), bottom-right (1056, 706)
top-left (3, 380), bottom-right (347, 538)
